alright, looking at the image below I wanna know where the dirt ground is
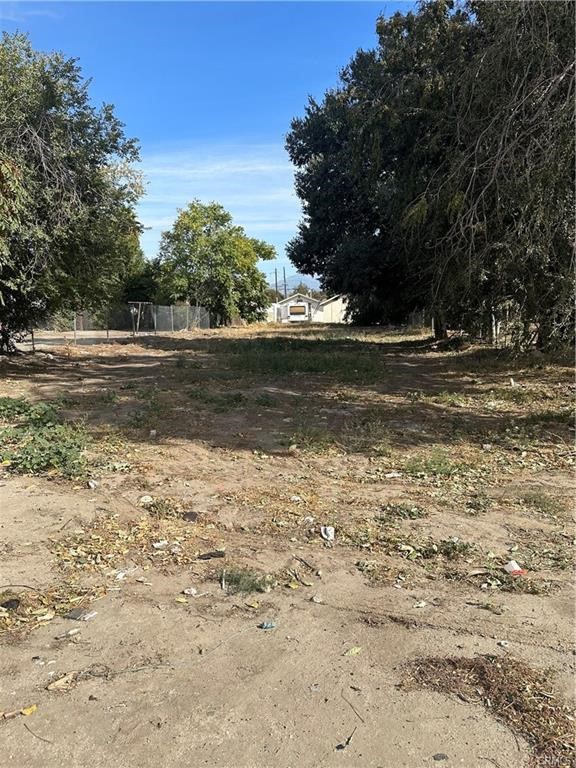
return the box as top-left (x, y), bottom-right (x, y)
top-left (0, 326), bottom-right (574, 768)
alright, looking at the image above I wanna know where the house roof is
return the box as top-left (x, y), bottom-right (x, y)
top-left (276, 293), bottom-right (321, 305)
top-left (319, 294), bottom-right (345, 307)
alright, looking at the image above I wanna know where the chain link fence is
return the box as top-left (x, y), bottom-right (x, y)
top-left (39, 303), bottom-right (210, 336)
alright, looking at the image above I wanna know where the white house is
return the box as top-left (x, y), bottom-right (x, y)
top-left (268, 293), bottom-right (321, 323)
top-left (267, 293), bottom-right (350, 324)
top-left (312, 294), bottom-right (349, 324)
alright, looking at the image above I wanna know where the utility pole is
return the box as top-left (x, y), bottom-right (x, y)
top-left (274, 268), bottom-right (278, 300)
top-left (283, 267), bottom-right (287, 299)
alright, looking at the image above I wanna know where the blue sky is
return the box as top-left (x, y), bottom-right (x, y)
top-left (0, 1), bottom-right (412, 280)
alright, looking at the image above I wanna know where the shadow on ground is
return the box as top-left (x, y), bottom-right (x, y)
top-left (1, 329), bottom-right (571, 459)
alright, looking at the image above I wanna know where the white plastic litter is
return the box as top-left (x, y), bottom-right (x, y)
top-left (504, 560), bottom-right (526, 576)
top-left (320, 526), bottom-right (335, 542)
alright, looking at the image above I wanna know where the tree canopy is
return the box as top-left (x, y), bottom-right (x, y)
top-left (157, 200), bottom-right (275, 325)
top-left (0, 33), bottom-right (142, 337)
top-left (286, 0), bottom-right (574, 346)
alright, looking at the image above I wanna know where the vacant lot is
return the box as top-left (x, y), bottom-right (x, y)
top-left (0, 326), bottom-right (573, 768)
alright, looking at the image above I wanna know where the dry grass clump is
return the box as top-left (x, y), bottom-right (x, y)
top-left (403, 655), bottom-right (575, 767)
top-left (0, 583), bottom-right (105, 636)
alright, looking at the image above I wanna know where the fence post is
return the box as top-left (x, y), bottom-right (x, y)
top-left (171, 305), bottom-right (174, 333)
top-left (30, 328), bottom-right (35, 353)
top-left (73, 313), bottom-right (77, 345)
top-left (186, 304), bottom-right (189, 330)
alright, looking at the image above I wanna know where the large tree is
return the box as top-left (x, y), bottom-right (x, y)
top-left (286, 1), bottom-right (574, 346)
top-left (157, 200), bottom-right (274, 325)
top-left (0, 33), bottom-right (142, 344)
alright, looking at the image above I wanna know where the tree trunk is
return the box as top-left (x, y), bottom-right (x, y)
top-left (433, 313), bottom-right (448, 340)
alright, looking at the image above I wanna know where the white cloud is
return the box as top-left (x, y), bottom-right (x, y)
top-left (0, 3), bottom-right (59, 23)
top-left (137, 142), bottom-right (302, 267)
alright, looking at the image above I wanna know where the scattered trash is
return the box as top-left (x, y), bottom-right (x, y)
top-left (503, 560), bottom-right (527, 576)
top-left (510, 377), bottom-right (516, 387)
top-left (303, 515), bottom-right (315, 524)
top-left (149, 429), bottom-right (157, 439)
top-left (139, 495), bottom-right (154, 505)
top-left (0, 598), bottom-right (20, 611)
top-left (175, 596), bottom-right (187, 604)
top-left (258, 620), bottom-right (276, 631)
top-left (55, 628), bottom-right (81, 640)
top-left (197, 550), bottom-right (226, 560)
top-left (497, 640), bottom-right (510, 648)
top-left (87, 479), bottom-right (99, 490)
top-left (46, 671), bottom-right (78, 692)
top-left (469, 569), bottom-right (490, 576)
top-left (0, 704), bottom-right (37, 720)
top-left (310, 595), bottom-right (323, 604)
top-left (413, 600), bottom-right (428, 609)
top-left (384, 471), bottom-right (402, 479)
top-left (344, 646), bottom-right (362, 656)
top-left (182, 587), bottom-right (197, 596)
top-left (290, 495), bottom-right (302, 503)
top-left (433, 754), bottom-right (448, 762)
top-left (152, 540), bottom-right (169, 549)
top-left (320, 525), bottom-right (335, 542)
top-left (335, 726), bottom-right (357, 751)
top-left (64, 608), bottom-right (97, 622)
top-left (482, 443), bottom-right (492, 451)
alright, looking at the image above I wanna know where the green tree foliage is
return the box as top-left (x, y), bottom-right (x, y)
top-left (157, 200), bottom-right (275, 325)
top-left (289, 281), bottom-right (326, 300)
top-left (286, 1), bottom-right (574, 346)
top-left (0, 33), bottom-right (142, 340)
top-left (266, 287), bottom-right (284, 304)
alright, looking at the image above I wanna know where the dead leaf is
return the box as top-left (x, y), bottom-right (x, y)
top-left (46, 671), bottom-right (77, 692)
top-left (34, 612), bottom-right (55, 623)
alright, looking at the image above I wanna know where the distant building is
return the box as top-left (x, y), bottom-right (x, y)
top-left (313, 294), bottom-right (349, 324)
top-left (267, 293), bottom-right (349, 324)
